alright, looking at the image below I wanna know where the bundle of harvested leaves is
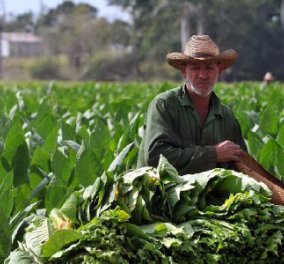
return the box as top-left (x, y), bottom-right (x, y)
top-left (5, 156), bottom-right (284, 263)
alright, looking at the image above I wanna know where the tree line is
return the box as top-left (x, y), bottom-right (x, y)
top-left (3, 0), bottom-right (284, 81)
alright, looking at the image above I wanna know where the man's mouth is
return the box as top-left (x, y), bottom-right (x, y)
top-left (197, 82), bottom-right (210, 86)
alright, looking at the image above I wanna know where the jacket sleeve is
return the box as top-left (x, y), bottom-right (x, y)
top-left (142, 97), bottom-right (217, 175)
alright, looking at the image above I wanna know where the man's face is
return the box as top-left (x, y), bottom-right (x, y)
top-left (181, 61), bottom-right (220, 97)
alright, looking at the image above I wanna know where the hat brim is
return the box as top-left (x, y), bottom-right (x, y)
top-left (166, 49), bottom-right (238, 72)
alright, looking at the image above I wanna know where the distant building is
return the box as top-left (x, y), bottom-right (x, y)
top-left (1, 32), bottom-right (43, 58)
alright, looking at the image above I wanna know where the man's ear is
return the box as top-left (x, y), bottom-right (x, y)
top-left (179, 64), bottom-right (186, 76)
top-left (218, 63), bottom-right (224, 74)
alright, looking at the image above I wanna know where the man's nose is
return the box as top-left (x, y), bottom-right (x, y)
top-left (198, 69), bottom-right (208, 79)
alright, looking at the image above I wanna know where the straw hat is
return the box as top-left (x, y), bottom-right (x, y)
top-left (166, 35), bottom-right (238, 72)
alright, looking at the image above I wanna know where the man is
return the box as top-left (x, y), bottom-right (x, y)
top-left (261, 72), bottom-right (274, 88)
top-left (137, 35), bottom-right (247, 175)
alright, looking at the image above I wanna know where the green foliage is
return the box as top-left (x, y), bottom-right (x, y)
top-left (4, 12), bottom-right (35, 32)
top-left (0, 209), bottom-right (11, 264)
top-left (5, 157), bottom-right (284, 263)
top-left (3, 0), bottom-right (284, 81)
top-left (0, 81), bottom-right (283, 262)
top-left (215, 82), bottom-right (284, 178)
top-left (108, 0), bottom-right (284, 81)
top-left (30, 59), bottom-right (64, 80)
top-left (37, 1), bottom-right (97, 28)
top-left (81, 51), bottom-right (135, 81)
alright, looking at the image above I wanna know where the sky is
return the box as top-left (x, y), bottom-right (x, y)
top-left (2, 0), bottom-right (130, 21)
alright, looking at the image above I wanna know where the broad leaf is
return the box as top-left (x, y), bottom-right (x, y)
top-left (45, 178), bottom-right (69, 214)
top-left (4, 249), bottom-right (34, 264)
top-left (247, 131), bottom-right (264, 159)
top-left (31, 147), bottom-right (50, 172)
top-left (60, 192), bottom-right (78, 223)
top-left (24, 217), bottom-right (53, 256)
top-left (41, 230), bottom-right (82, 258)
top-left (61, 122), bottom-right (76, 141)
top-left (90, 118), bottom-right (112, 157)
top-left (276, 122), bottom-right (284, 148)
top-left (0, 208), bottom-right (11, 262)
top-left (259, 138), bottom-right (278, 174)
top-left (33, 111), bottom-right (56, 141)
top-left (51, 148), bottom-right (71, 184)
top-left (75, 142), bottom-right (102, 186)
top-left (42, 124), bottom-right (59, 155)
top-left (2, 121), bottom-right (29, 187)
top-left (108, 142), bottom-right (134, 172)
top-left (259, 104), bottom-right (279, 136)
top-left (158, 155), bottom-right (183, 184)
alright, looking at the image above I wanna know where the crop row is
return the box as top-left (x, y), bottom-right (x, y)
top-left (0, 81), bottom-right (283, 261)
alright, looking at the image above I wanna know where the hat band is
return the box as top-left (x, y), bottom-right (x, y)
top-left (190, 52), bottom-right (217, 59)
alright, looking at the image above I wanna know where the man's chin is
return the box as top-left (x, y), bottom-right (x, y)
top-left (192, 87), bottom-right (213, 97)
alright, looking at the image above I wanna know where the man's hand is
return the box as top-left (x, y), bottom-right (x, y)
top-left (215, 140), bottom-right (242, 162)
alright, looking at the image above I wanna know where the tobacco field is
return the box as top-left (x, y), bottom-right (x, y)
top-left (1, 81), bottom-right (284, 263)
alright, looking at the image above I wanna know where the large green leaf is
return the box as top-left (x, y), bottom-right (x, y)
top-left (4, 249), bottom-right (34, 264)
top-left (259, 138), bottom-right (279, 175)
top-left (10, 202), bottom-right (40, 239)
top-left (31, 147), bottom-right (50, 172)
top-left (13, 184), bottom-right (32, 213)
top-left (60, 192), bottom-right (78, 223)
top-left (235, 111), bottom-right (252, 138)
top-left (0, 211), bottom-right (11, 263)
top-left (30, 123), bottom-right (58, 174)
top-left (61, 122), bottom-right (76, 141)
top-left (42, 124), bottom-right (59, 155)
top-left (41, 230), bottom-right (82, 258)
top-left (2, 121), bottom-right (29, 187)
top-left (157, 155), bottom-right (182, 184)
top-left (128, 112), bottom-right (142, 140)
top-left (276, 122), bottom-right (284, 148)
top-left (126, 223), bottom-right (151, 241)
top-left (13, 143), bottom-right (29, 187)
top-left (275, 149), bottom-right (284, 180)
top-left (90, 118), bottom-right (112, 157)
top-left (0, 170), bottom-right (13, 195)
top-left (75, 142), bottom-right (103, 186)
top-left (45, 178), bottom-right (69, 214)
top-left (24, 217), bottom-right (53, 256)
top-left (213, 174), bottom-right (243, 196)
top-left (247, 131), bottom-right (264, 159)
top-left (33, 112), bottom-right (56, 140)
top-left (108, 142), bottom-right (135, 172)
top-left (0, 188), bottom-right (13, 219)
top-left (76, 125), bottom-right (90, 146)
top-left (51, 148), bottom-right (72, 184)
top-left (167, 181), bottom-right (195, 211)
top-left (259, 104), bottom-right (279, 136)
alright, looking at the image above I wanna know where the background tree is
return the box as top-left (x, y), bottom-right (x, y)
top-left (37, 1), bottom-right (97, 73)
top-left (2, 0), bottom-right (284, 81)
top-left (108, 0), bottom-right (284, 81)
top-left (4, 12), bottom-right (35, 32)
top-left (33, 1), bottom-right (131, 80)
top-left (206, 0), bottom-right (283, 80)
top-left (108, 0), bottom-right (165, 79)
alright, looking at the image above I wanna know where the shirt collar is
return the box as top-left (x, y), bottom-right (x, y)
top-left (178, 84), bottom-right (224, 118)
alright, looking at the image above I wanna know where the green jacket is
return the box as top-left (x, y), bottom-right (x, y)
top-left (137, 85), bottom-right (247, 175)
